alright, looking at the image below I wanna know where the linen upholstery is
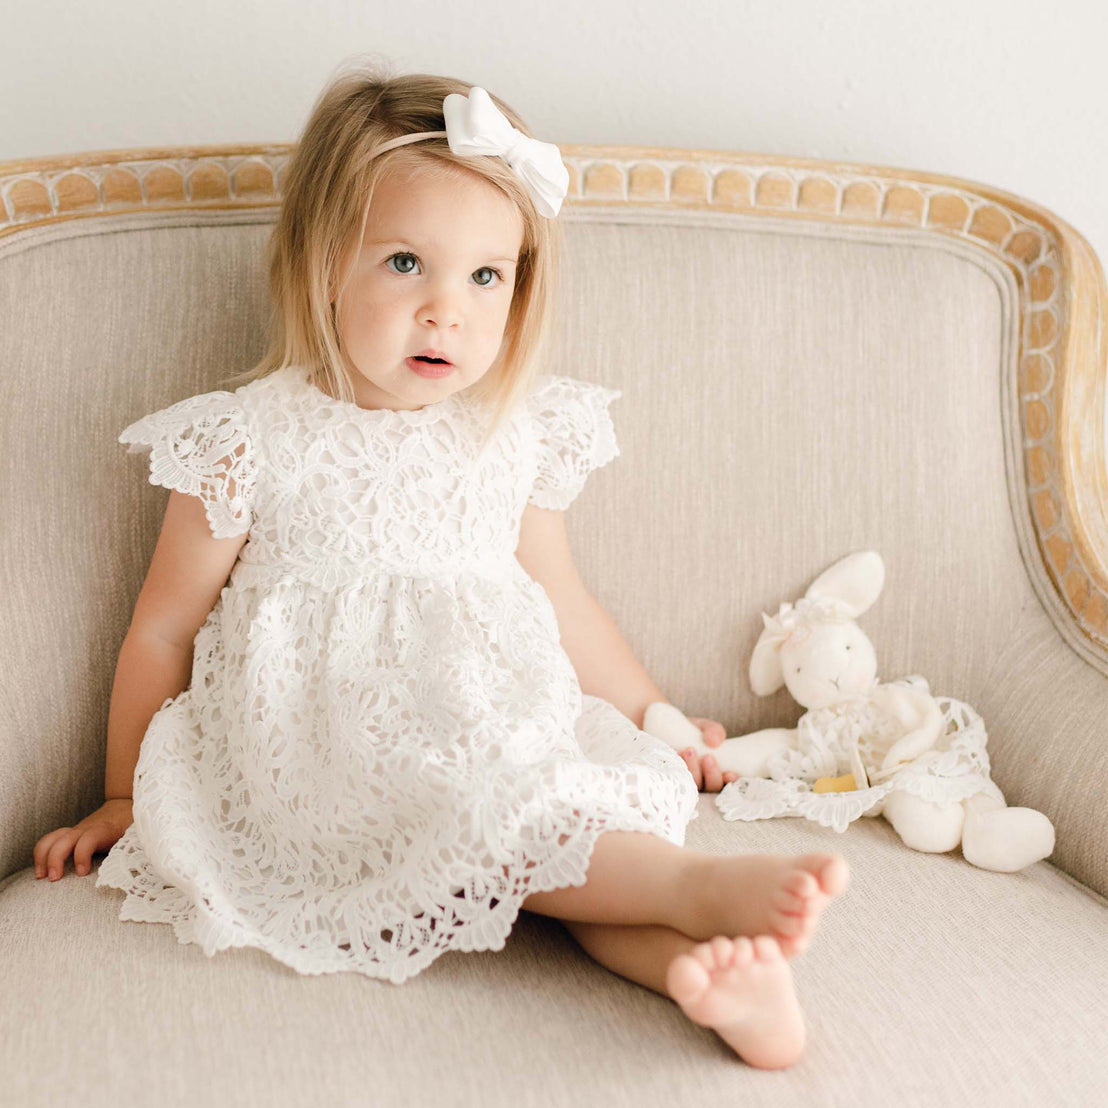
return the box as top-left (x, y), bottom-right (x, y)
top-left (2, 200), bottom-right (1106, 1106)
top-left (1, 802), bottom-right (1104, 1107)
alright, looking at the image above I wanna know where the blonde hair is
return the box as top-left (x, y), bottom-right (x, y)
top-left (223, 57), bottom-right (562, 451)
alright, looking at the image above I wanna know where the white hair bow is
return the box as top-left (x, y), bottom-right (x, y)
top-left (442, 87), bottom-right (569, 218)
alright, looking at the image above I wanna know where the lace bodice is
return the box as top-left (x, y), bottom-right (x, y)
top-left (99, 364), bottom-right (699, 983)
top-left (118, 365), bottom-right (622, 583)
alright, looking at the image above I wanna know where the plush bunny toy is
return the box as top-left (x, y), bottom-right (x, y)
top-left (642, 550), bottom-right (1055, 873)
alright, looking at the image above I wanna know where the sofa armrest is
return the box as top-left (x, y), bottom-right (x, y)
top-left (978, 614), bottom-right (1108, 897)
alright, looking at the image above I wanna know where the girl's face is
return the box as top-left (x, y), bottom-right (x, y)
top-left (334, 163), bottom-right (525, 412)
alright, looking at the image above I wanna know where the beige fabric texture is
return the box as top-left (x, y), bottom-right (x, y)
top-left (2, 205), bottom-right (1106, 1105)
top-left (2, 806), bottom-right (1105, 1107)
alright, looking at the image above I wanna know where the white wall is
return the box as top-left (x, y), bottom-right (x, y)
top-left (2, 0), bottom-right (1104, 251)
top-left (3, 0), bottom-right (1106, 446)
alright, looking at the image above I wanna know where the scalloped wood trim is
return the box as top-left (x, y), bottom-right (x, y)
top-left (2, 142), bottom-right (1105, 658)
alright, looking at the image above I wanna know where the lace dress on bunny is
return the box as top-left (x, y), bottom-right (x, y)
top-left (96, 364), bottom-right (699, 983)
top-left (715, 677), bottom-right (1005, 833)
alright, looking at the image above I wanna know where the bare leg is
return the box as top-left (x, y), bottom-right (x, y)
top-left (558, 916), bottom-right (700, 998)
top-left (559, 917), bottom-right (806, 1069)
top-left (519, 829), bottom-right (849, 953)
top-left (519, 830), bottom-right (701, 929)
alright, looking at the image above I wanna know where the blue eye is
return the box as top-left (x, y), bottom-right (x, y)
top-left (385, 252), bottom-right (419, 275)
top-left (473, 267), bottom-right (503, 288)
top-left (385, 253), bottom-right (504, 288)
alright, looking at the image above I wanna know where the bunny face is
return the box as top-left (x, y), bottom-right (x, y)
top-left (748, 551), bottom-right (886, 704)
top-left (778, 620), bottom-right (878, 709)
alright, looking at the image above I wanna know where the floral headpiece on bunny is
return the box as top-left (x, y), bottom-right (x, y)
top-left (759, 597), bottom-right (857, 653)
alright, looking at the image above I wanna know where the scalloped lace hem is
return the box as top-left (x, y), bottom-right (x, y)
top-left (95, 804), bottom-right (683, 985)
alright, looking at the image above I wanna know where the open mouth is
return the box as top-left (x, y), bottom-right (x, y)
top-left (407, 355), bottom-right (455, 377)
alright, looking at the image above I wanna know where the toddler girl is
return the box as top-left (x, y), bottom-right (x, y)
top-left (32, 61), bottom-right (848, 1070)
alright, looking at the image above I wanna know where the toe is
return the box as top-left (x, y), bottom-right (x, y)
top-left (823, 855), bottom-right (850, 896)
top-left (753, 935), bottom-right (783, 962)
top-left (785, 869), bottom-right (819, 899)
top-left (769, 909), bottom-right (805, 937)
top-left (731, 937), bottom-right (754, 968)
top-left (666, 952), bottom-right (711, 1005)
top-left (692, 941), bottom-right (716, 970)
top-left (806, 853), bottom-right (850, 897)
top-left (708, 936), bottom-right (732, 966)
top-left (777, 934), bottom-right (808, 959)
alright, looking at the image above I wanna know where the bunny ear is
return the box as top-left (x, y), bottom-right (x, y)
top-left (749, 623), bottom-right (786, 696)
top-left (804, 550), bottom-right (885, 619)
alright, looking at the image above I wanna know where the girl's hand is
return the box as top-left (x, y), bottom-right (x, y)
top-left (678, 718), bottom-right (739, 793)
top-left (33, 798), bottom-right (134, 881)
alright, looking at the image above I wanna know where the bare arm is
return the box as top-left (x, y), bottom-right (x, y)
top-left (514, 503), bottom-right (669, 729)
top-left (544, 584), bottom-right (669, 729)
top-left (105, 487), bottom-right (248, 799)
top-left (35, 485), bottom-right (246, 881)
top-left (514, 503), bottom-right (734, 791)
top-left (104, 633), bottom-right (194, 799)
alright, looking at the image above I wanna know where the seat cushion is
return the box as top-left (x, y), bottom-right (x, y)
top-left (3, 796), bottom-right (1105, 1107)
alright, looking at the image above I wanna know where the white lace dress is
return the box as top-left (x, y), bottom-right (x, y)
top-left (96, 364), bottom-right (699, 983)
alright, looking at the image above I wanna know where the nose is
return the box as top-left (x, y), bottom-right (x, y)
top-left (418, 282), bottom-right (463, 329)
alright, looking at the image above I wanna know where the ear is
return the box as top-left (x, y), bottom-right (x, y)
top-left (749, 629), bottom-right (786, 696)
top-left (804, 550), bottom-right (885, 619)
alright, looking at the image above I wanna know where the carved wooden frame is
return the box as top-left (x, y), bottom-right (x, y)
top-left (2, 142), bottom-right (1105, 662)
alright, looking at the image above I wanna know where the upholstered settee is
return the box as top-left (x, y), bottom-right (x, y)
top-left (2, 141), bottom-right (1106, 1107)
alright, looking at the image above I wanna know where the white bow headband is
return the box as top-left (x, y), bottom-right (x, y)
top-left (368, 86), bottom-right (569, 219)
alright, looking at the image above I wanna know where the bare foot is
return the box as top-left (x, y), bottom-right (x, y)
top-left (666, 934), bottom-right (806, 1069)
top-left (684, 852), bottom-right (850, 956)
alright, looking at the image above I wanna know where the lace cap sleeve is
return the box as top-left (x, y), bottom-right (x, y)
top-left (119, 390), bottom-right (257, 540)
top-left (525, 374), bottom-right (622, 510)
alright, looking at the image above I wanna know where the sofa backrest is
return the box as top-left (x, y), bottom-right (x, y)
top-left (2, 146), bottom-right (1106, 889)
